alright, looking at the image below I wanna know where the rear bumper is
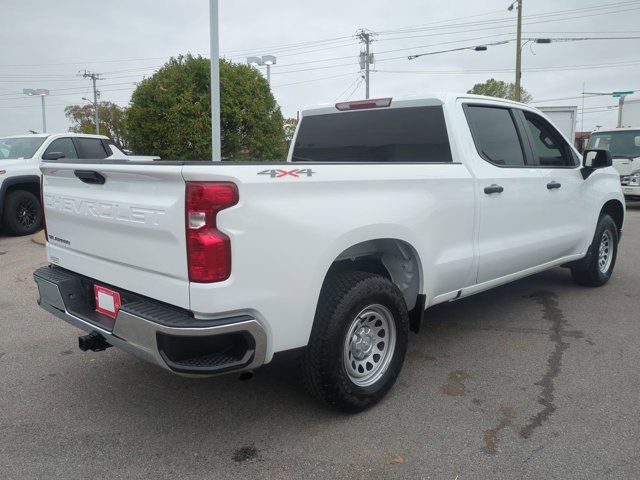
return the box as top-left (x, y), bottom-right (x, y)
top-left (33, 266), bottom-right (267, 376)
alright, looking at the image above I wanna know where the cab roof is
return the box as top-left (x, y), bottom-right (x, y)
top-left (300, 93), bottom-right (529, 117)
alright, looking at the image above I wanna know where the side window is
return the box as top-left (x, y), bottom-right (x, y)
top-left (465, 105), bottom-right (525, 166)
top-left (75, 138), bottom-right (109, 159)
top-left (44, 138), bottom-right (78, 159)
top-left (523, 112), bottom-right (575, 167)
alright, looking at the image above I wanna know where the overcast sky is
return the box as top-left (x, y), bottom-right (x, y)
top-left (1, 0), bottom-right (639, 138)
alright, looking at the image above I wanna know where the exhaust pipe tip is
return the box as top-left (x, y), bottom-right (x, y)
top-left (78, 331), bottom-right (112, 352)
top-left (238, 371), bottom-right (254, 381)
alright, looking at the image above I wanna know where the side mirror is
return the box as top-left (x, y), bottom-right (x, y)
top-left (583, 149), bottom-right (612, 168)
top-left (41, 151), bottom-right (66, 161)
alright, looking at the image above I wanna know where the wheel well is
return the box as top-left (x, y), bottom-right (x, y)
top-left (326, 239), bottom-right (422, 313)
top-left (5, 182), bottom-right (40, 200)
top-left (600, 200), bottom-right (624, 237)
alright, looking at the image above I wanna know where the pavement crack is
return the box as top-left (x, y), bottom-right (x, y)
top-left (482, 407), bottom-right (517, 455)
top-left (427, 322), bottom-right (584, 339)
top-left (520, 291), bottom-right (569, 439)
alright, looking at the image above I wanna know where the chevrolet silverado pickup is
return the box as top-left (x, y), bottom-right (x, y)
top-left (33, 94), bottom-right (624, 412)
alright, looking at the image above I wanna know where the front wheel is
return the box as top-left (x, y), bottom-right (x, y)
top-left (2, 190), bottom-right (42, 236)
top-left (571, 214), bottom-right (618, 287)
top-left (301, 271), bottom-right (409, 412)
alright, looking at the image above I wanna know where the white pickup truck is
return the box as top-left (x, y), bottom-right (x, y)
top-left (0, 133), bottom-right (157, 236)
top-left (33, 94), bottom-right (624, 412)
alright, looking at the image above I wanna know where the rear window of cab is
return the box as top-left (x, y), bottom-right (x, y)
top-left (292, 106), bottom-right (453, 163)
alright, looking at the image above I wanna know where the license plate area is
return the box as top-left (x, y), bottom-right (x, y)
top-left (94, 285), bottom-right (121, 319)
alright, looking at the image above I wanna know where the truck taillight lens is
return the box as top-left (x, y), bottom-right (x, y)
top-left (185, 182), bottom-right (238, 283)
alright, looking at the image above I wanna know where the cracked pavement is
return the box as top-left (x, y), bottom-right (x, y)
top-left (1, 204), bottom-right (639, 479)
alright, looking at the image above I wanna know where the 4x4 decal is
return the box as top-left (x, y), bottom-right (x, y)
top-left (258, 168), bottom-right (315, 178)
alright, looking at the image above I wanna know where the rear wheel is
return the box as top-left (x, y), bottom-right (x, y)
top-left (301, 271), bottom-right (409, 412)
top-left (2, 190), bottom-right (42, 236)
top-left (571, 214), bottom-right (618, 287)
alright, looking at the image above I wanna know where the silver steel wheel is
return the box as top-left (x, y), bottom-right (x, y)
top-left (343, 304), bottom-right (396, 387)
top-left (598, 229), bottom-right (614, 274)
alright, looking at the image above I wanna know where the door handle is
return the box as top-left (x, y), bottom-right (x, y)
top-left (74, 170), bottom-right (106, 185)
top-left (484, 184), bottom-right (504, 194)
top-left (546, 181), bottom-right (562, 190)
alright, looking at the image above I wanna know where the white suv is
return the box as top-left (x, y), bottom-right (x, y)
top-left (0, 133), bottom-right (156, 235)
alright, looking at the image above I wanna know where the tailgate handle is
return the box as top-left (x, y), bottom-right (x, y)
top-left (74, 170), bottom-right (106, 185)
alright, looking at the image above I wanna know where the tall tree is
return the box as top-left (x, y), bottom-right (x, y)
top-left (283, 117), bottom-right (298, 144)
top-left (467, 78), bottom-right (532, 103)
top-left (126, 54), bottom-right (286, 160)
top-left (64, 101), bottom-right (129, 148)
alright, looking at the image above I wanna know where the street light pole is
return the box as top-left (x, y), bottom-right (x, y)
top-left (210, 0), bottom-right (222, 162)
top-left (23, 88), bottom-right (49, 133)
top-left (246, 55), bottom-right (276, 86)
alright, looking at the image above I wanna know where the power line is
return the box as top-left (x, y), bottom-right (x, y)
top-left (274, 72), bottom-right (359, 88)
top-left (334, 75), bottom-right (364, 101)
top-left (377, 0), bottom-right (640, 37)
top-left (374, 58), bottom-right (640, 75)
top-left (372, 4), bottom-right (640, 44)
top-left (345, 78), bottom-right (365, 101)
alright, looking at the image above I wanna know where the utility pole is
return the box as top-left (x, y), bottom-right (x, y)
top-left (209, 0), bottom-right (222, 161)
top-left (617, 96), bottom-right (625, 127)
top-left (40, 95), bottom-right (47, 133)
top-left (81, 71), bottom-right (102, 135)
top-left (509, 0), bottom-right (523, 102)
top-left (357, 29), bottom-right (374, 99)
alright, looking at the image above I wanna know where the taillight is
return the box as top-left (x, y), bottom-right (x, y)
top-left (40, 175), bottom-right (48, 242)
top-left (185, 182), bottom-right (238, 283)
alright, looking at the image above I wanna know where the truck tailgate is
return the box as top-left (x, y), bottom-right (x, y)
top-left (41, 163), bottom-right (190, 308)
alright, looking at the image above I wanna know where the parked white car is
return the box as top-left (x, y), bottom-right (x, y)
top-left (0, 133), bottom-right (158, 235)
top-left (34, 94), bottom-right (624, 411)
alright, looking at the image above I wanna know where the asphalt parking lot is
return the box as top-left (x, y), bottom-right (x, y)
top-left (1, 206), bottom-right (639, 480)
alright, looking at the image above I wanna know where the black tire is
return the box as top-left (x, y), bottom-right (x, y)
top-left (2, 190), bottom-right (42, 236)
top-left (571, 214), bottom-right (618, 287)
top-left (301, 271), bottom-right (409, 413)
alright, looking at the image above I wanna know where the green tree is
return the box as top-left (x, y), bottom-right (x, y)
top-left (126, 54), bottom-right (286, 160)
top-left (283, 117), bottom-right (298, 144)
top-left (65, 101), bottom-right (129, 148)
top-left (467, 78), bottom-right (532, 103)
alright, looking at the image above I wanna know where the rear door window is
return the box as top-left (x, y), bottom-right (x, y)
top-left (44, 138), bottom-right (78, 159)
top-left (464, 105), bottom-right (525, 166)
top-left (292, 106), bottom-right (452, 163)
top-left (74, 138), bottom-right (109, 159)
